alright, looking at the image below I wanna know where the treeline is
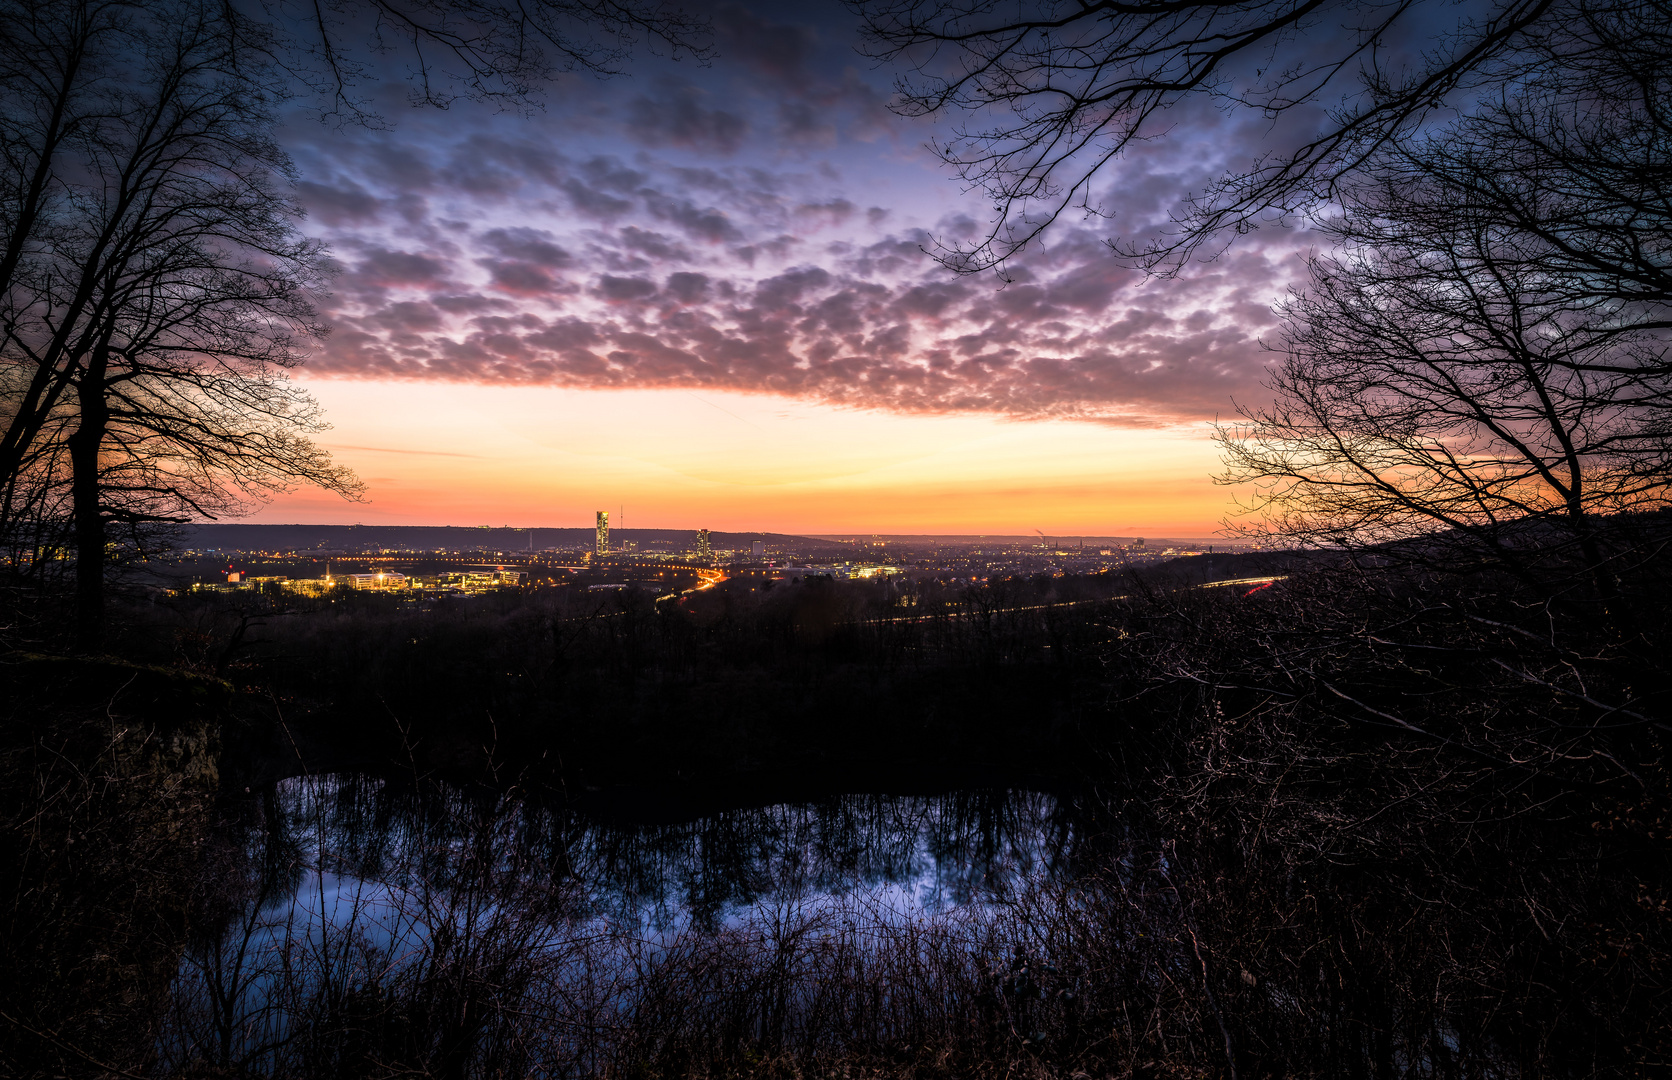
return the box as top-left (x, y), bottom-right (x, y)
top-left (113, 570), bottom-right (1156, 794)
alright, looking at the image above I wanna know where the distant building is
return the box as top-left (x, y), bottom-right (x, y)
top-left (595, 510), bottom-right (609, 555)
top-left (344, 572), bottom-right (407, 590)
top-left (696, 528), bottom-right (712, 558)
top-left (1132, 538), bottom-right (1145, 549)
top-left (751, 539), bottom-right (765, 557)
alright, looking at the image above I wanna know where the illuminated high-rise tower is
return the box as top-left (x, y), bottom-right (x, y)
top-left (696, 528), bottom-right (711, 558)
top-left (595, 511), bottom-right (609, 555)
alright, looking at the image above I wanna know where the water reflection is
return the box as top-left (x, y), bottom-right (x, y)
top-left (249, 773), bottom-right (1088, 930)
top-left (164, 775), bottom-right (1099, 1074)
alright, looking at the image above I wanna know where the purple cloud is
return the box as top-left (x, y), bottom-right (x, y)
top-left (279, 2), bottom-right (1313, 429)
top-left (313, 183), bottom-right (1294, 424)
top-left (626, 80), bottom-right (749, 154)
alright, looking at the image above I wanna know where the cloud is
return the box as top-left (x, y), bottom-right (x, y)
top-left (625, 81), bottom-right (749, 154)
top-left (794, 198), bottom-right (856, 229)
top-left (298, 180), bottom-right (382, 225)
top-left (313, 209), bottom-right (1292, 425)
top-left (479, 227), bottom-right (571, 266)
top-left (354, 248), bottom-right (451, 286)
top-left (642, 192), bottom-right (744, 243)
top-left (562, 178), bottom-right (635, 220)
top-left (595, 275), bottom-right (659, 302)
top-left (665, 271), bottom-right (711, 303)
top-left (483, 259), bottom-right (564, 296)
top-left (289, 85), bottom-right (1308, 427)
top-left (372, 301), bottom-right (444, 331)
top-left (714, 3), bottom-right (817, 85)
top-left (618, 226), bottom-right (692, 262)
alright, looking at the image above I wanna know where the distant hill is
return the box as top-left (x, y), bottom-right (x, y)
top-left (176, 523), bottom-right (1245, 555)
top-left (178, 523), bottom-right (844, 554)
top-left (809, 534), bottom-right (1223, 547)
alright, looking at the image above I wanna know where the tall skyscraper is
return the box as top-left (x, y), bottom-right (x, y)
top-left (595, 511), bottom-right (609, 555)
top-left (751, 540), bottom-right (765, 557)
top-left (696, 528), bottom-right (711, 558)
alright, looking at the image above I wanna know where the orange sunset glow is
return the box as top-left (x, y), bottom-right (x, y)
top-left (253, 380), bottom-right (1237, 535)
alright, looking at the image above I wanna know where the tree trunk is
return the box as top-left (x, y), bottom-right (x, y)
top-left (67, 358), bottom-right (107, 651)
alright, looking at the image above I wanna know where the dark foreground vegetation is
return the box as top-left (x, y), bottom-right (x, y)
top-left (6, 527), bottom-right (1670, 1078)
top-left (124, 567), bottom-right (1157, 799)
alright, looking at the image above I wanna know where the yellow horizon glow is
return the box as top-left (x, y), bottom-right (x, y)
top-left (248, 379), bottom-right (1245, 537)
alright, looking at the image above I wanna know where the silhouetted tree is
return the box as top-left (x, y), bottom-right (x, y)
top-left (1217, 1), bottom-right (1672, 585)
top-left (1218, 242), bottom-right (1672, 577)
top-left (1336, 0), bottom-right (1672, 322)
top-left (271, 0), bottom-right (715, 124)
top-left (0, 1), bottom-right (363, 648)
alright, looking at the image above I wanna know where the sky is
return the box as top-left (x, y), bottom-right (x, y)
top-left (256, 0), bottom-right (1335, 536)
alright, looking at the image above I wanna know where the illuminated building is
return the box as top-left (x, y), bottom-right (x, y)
top-left (595, 510), bottom-right (609, 555)
top-left (345, 572), bottom-right (408, 589)
top-left (696, 528), bottom-right (711, 558)
top-left (751, 540), bottom-right (765, 557)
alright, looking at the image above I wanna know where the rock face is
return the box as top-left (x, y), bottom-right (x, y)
top-left (0, 654), bottom-right (225, 1079)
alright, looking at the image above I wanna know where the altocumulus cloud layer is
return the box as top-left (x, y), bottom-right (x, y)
top-left (286, 2), bottom-right (1313, 426)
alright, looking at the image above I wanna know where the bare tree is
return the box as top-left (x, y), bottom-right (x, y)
top-left (1219, 243), bottom-right (1672, 578)
top-left (1338, 0), bottom-right (1672, 322)
top-left (0, 1), bottom-right (132, 554)
top-left (262, 0), bottom-right (715, 124)
top-left (1217, 1), bottom-right (1672, 585)
top-left (848, 0), bottom-right (1672, 274)
top-left (0, 1), bottom-right (363, 648)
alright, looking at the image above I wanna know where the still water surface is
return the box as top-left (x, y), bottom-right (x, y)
top-left (164, 774), bottom-right (1105, 1070)
top-left (246, 773), bottom-right (1090, 931)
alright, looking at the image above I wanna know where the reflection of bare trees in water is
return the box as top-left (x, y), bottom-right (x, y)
top-left (152, 760), bottom-right (1667, 1078)
top-left (167, 776), bottom-right (585, 1077)
top-left (159, 778), bottom-right (1098, 1076)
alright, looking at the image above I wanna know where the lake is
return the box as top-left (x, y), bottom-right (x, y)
top-left (161, 773), bottom-right (1109, 1074)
